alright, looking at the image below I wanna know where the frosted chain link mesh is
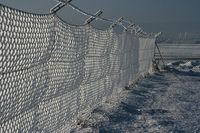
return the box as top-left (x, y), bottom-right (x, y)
top-left (0, 4), bottom-right (155, 132)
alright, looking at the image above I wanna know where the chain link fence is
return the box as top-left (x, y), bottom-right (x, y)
top-left (0, 4), bottom-right (155, 132)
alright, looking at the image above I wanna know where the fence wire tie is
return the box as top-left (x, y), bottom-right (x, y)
top-left (50, 0), bottom-right (73, 13)
top-left (110, 17), bottom-right (123, 28)
top-left (84, 10), bottom-right (103, 24)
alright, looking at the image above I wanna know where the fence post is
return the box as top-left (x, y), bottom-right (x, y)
top-left (152, 32), bottom-right (166, 72)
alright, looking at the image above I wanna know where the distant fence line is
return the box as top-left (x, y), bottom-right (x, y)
top-left (155, 43), bottom-right (200, 61)
top-left (0, 4), bottom-right (156, 132)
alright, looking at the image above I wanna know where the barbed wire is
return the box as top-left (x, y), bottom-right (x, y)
top-left (53, 0), bottom-right (152, 35)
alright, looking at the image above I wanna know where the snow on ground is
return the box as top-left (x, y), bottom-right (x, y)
top-left (71, 61), bottom-right (200, 133)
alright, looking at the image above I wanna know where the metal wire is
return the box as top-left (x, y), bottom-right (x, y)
top-left (54, 0), bottom-right (132, 30)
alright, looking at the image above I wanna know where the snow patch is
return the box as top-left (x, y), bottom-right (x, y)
top-left (72, 61), bottom-right (200, 132)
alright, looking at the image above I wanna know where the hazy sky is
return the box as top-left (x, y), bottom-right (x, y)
top-left (0, 0), bottom-right (200, 33)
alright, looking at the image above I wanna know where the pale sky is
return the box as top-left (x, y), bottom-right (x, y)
top-left (0, 0), bottom-right (200, 33)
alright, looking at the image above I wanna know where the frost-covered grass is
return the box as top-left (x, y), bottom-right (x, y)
top-left (71, 61), bottom-right (200, 133)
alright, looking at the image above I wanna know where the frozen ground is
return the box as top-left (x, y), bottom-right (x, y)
top-left (71, 61), bottom-right (200, 133)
